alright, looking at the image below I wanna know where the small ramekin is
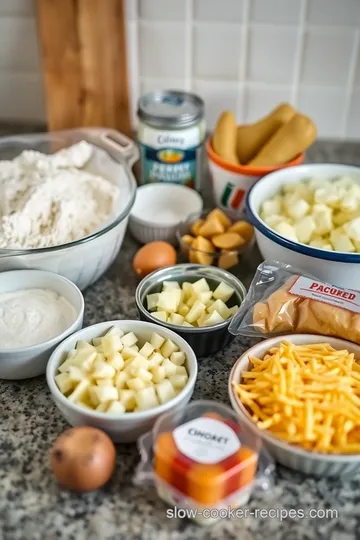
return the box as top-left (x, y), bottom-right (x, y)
top-left (229, 334), bottom-right (360, 477)
top-left (0, 270), bottom-right (84, 379)
top-left (46, 320), bottom-right (197, 442)
top-left (129, 183), bottom-right (203, 244)
top-left (135, 263), bottom-right (246, 357)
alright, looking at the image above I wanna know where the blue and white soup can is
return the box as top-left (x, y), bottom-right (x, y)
top-left (137, 90), bottom-right (205, 191)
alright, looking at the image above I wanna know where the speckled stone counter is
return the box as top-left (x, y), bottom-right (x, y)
top-left (1, 137), bottom-right (360, 540)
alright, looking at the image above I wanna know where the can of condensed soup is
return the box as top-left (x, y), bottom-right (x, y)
top-left (137, 90), bottom-right (205, 191)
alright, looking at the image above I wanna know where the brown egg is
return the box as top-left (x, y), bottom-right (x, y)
top-left (133, 241), bottom-right (177, 278)
top-left (50, 427), bottom-right (116, 492)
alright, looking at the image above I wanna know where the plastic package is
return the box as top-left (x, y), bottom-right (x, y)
top-left (134, 400), bottom-right (274, 526)
top-left (229, 260), bottom-right (360, 343)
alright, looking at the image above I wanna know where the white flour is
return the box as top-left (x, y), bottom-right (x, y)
top-left (0, 141), bottom-right (119, 249)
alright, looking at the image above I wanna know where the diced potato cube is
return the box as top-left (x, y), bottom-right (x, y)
top-left (204, 310), bottom-right (224, 326)
top-left (105, 326), bottom-right (124, 338)
top-left (139, 342), bottom-right (154, 358)
top-left (68, 366), bottom-right (86, 383)
top-left (119, 389), bottom-right (136, 411)
top-left (186, 300), bottom-right (206, 323)
top-left (127, 377), bottom-right (146, 391)
top-left (213, 282), bottom-right (235, 303)
top-left (344, 217), bottom-right (360, 242)
top-left (94, 385), bottom-right (118, 403)
top-left (92, 362), bottom-right (116, 379)
top-left (274, 222), bottom-right (298, 242)
top-left (192, 278), bottom-right (210, 294)
top-left (95, 344), bottom-right (104, 354)
top-left (261, 197), bottom-right (282, 216)
top-left (148, 352), bottom-right (164, 368)
top-left (92, 337), bottom-right (102, 347)
top-left (88, 385), bottom-right (100, 406)
top-left (312, 206), bottom-right (333, 235)
top-left (161, 339), bottom-right (179, 358)
top-left (207, 298), bottom-right (230, 319)
top-left (178, 303), bottom-right (190, 317)
top-left (121, 332), bottom-right (138, 347)
top-left (168, 313), bottom-right (184, 326)
top-left (170, 351), bottom-right (186, 366)
top-left (162, 281), bottom-right (180, 291)
top-left (96, 378), bottom-right (115, 387)
top-left (155, 380), bottom-right (176, 404)
top-left (186, 293), bottom-right (198, 308)
top-left (152, 365), bottom-right (166, 383)
top-left (150, 332), bottom-right (165, 350)
top-left (175, 365), bottom-right (188, 376)
top-left (182, 321), bottom-right (193, 327)
top-left (228, 305), bottom-right (239, 316)
top-left (157, 290), bottom-right (182, 313)
top-left (152, 311), bottom-right (168, 322)
top-left (122, 346), bottom-right (139, 360)
top-left (169, 374), bottom-right (188, 389)
top-left (107, 401), bottom-right (126, 414)
top-left (162, 359), bottom-right (177, 376)
top-left (199, 291), bottom-right (213, 304)
top-left (55, 373), bottom-right (73, 394)
top-left (107, 352), bottom-right (124, 371)
top-left (101, 335), bottom-right (123, 356)
top-left (262, 214), bottom-right (285, 228)
top-left (181, 282), bottom-right (193, 301)
top-left (126, 355), bottom-right (149, 373)
top-left (330, 229), bottom-right (355, 252)
top-left (295, 215), bottom-right (316, 244)
top-left (115, 371), bottom-right (130, 389)
top-left (73, 350), bottom-right (97, 372)
top-left (286, 198), bottom-right (310, 220)
top-left (147, 293), bottom-right (160, 311)
top-left (135, 387), bottom-right (159, 410)
top-left (133, 367), bottom-right (153, 383)
top-left (96, 403), bottom-right (108, 412)
top-left (314, 187), bottom-right (339, 206)
top-left (67, 379), bottom-right (90, 402)
top-left (76, 340), bottom-right (95, 350)
top-left (197, 312), bottom-right (208, 327)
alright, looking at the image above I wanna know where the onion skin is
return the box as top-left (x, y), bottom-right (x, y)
top-left (132, 241), bottom-right (177, 278)
top-left (50, 427), bottom-right (116, 492)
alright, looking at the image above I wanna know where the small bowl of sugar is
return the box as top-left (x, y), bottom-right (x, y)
top-left (129, 184), bottom-right (203, 245)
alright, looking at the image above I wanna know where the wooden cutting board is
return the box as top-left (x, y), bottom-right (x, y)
top-left (36, 0), bottom-right (131, 135)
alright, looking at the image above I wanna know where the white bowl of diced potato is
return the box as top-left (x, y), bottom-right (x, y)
top-left (246, 164), bottom-right (360, 289)
top-left (46, 320), bottom-right (197, 442)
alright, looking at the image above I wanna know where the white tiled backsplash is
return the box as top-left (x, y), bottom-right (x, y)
top-left (1, 0), bottom-right (360, 140)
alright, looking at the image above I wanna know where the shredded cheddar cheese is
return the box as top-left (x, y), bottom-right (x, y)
top-left (233, 341), bottom-right (360, 454)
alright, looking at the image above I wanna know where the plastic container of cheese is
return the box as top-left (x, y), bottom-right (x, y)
top-left (134, 400), bottom-right (274, 525)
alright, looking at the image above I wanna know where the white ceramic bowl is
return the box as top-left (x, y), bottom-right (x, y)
top-left (245, 163), bottom-right (360, 289)
top-left (229, 334), bottom-right (360, 477)
top-left (129, 183), bottom-right (203, 244)
top-left (0, 128), bottom-right (138, 290)
top-left (46, 320), bottom-right (198, 442)
top-left (0, 270), bottom-right (84, 379)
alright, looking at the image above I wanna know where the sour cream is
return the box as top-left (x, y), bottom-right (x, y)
top-left (0, 289), bottom-right (77, 349)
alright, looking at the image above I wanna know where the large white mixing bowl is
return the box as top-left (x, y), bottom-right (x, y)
top-left (0, 128), bottom-right (138, 290)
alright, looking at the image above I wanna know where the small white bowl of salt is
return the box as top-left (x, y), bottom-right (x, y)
top-left (129, 183), bottom-right (203, 244)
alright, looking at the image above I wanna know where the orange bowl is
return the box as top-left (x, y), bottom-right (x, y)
top-left (206, 137), bottom-right (305, 218)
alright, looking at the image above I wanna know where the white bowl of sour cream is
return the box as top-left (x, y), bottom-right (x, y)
top-left (0, 270), bottom-right (84, 379)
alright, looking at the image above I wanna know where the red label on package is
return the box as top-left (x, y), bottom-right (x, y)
top-left (289, 276), bottom-right (360, 314)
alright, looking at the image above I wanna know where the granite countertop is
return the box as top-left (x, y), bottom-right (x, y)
top-left (1, 134), bottom-right (360, 540)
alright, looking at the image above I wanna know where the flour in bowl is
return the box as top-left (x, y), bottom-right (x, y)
top-left (0, 141), bottom-right (120, 249)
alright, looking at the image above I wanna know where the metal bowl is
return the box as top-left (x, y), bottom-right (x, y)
top-left (135, 264), bottom-right (246, 357)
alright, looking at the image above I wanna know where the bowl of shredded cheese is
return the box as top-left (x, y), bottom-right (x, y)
top-left (229, 334), bottom-right (360, 477)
